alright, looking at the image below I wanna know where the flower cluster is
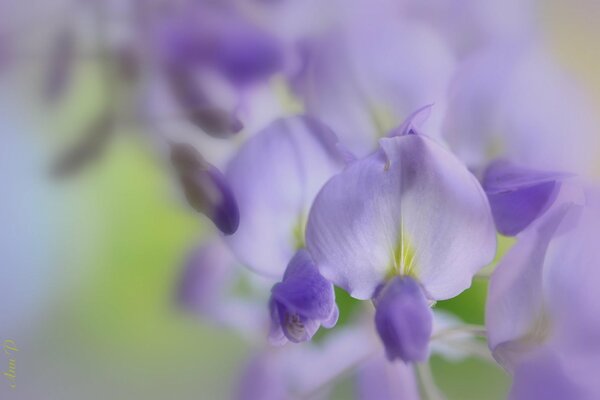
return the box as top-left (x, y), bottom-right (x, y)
top-left (18, 0), bottom-right (600, 398)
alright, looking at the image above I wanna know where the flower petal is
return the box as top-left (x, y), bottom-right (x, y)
top-left (226, 116), bottom-right (344, 277)
top-left (271, 250), bottom-right (336, 321)
top-left (485, 203), bottom-right (574, 370)
top-left (483, 160), bottom-right (566, 236)
top-left (374, 277), bottom-right (433, 362)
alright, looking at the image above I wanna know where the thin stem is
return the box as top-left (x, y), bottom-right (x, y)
top-left (416, 362), bottom-right (446, 400)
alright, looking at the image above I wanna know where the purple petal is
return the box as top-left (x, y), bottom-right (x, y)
top-left (483, 160), bottom-right (566, 236)
top-left (235, 353), bottom-right (286, 400)
top-left (269, 250), bottom-right (337, 344)
top-left (213, 24), bottom-right (283, 86)
top-left (388, 104), bottom-right (434, 137)
top-left (272, 250), bottom-right (336, 321)
top-left (509, 348), bottom-right (586, 400)
top-left (306, 133), bottom-right (496, 300)
top-left (374, 277), bottom-right (433, 363)
top-left (176, 240), bottom-right (234, 313)
top-left (356, 354), bottom-right (420, 400)
top-left (226, 116), bottom-right (344, 277)
top-left (486, 201), bottom-right (580, 370)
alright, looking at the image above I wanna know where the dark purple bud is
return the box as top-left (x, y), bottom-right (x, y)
top-left (166, 66), bottom-right (243, 137)
top-left (44, 27), bottom-right (76, 103)
top-left (269, 249), bottom-right (338, 344)
top-left (482, 160), bottom-right (567, 236)
top-left (374, 276), bottom-right (433, 363)
top-left (51, 112), bottom-right (114, 179)
top-left (170, 143), bottom-right (240, 235)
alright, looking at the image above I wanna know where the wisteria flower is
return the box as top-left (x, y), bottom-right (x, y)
top-left (306, 108), bottom-right (496, 361)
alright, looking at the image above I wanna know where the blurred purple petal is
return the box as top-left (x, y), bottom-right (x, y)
top-left (482, 160), bottom-right (566, 236)
top-left (235, 353), bottom-right (287, 400)
top-left (356, 354), bottom-right (420, 400)
top-left (176, 240), bottom-right (235, 314)
top-left (226, 116), bottom-right (344, 277)
top-left (374, 277), bottom-right (432, 362)
top-left (509, 348), bottom-right (586, 400)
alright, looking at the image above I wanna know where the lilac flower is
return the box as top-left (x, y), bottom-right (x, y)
top-left (486, 192), bottom-right (600, 398)
top-left (482, 160), bottom-right (568, 236)
top-left (444, 44), bottom-right (600, 174)
top-left (268, 249), bottom-right (338, 344)
top-left (226, 116), bottom-right (345, 277)
top-left (306, 108), bottom-right (496, 361)
top-left (145, 1), bottom-right (283, 136)
top-left (291, 5), bottom-right (455, 156)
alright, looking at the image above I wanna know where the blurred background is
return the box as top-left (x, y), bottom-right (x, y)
top-left (1, 0), bottom-right (599, 399)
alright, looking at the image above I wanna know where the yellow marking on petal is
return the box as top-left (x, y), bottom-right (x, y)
top-left (486, 135), bottom-right (507, 160)
top-left (388, 222), bottom-right (418, 279)
top-left (292, 212), bottom-right (307, 250)
top-left (271, 75), bottom-right (304, 115)
top-left (370, 104), bottom-right (396, 138)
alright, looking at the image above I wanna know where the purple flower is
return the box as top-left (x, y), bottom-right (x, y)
top-left (482, 160), bottom-right (567, 236)
top-left (268, 249), bottom-right (338, 344)
top-left (486, 191), bottom-right (600, 398)
top-left (170, 143), bottom-right (240, 235)
top-left (306, 108), bottom-right (496, 360)
top-left (373, 276), bottom-right (433, 362)
top-left (444, 44), bottom-right (600, 174)
top-left (292, 8), bottom-right (455, 156)
top-left (226, 116), bottom-right (345, 278)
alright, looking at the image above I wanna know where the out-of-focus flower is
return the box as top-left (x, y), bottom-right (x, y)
top-left (444, 44), bottom-right (600, 175)
top-left (292, 4), bottom-right (455, 156)
top-left (399, 0), bottom-right (535, 58)
top-left (145, 0), bottom-right (283, 136)
top-left (170, 142), bottom-right (240, 235)
top-left (482, 160), bottom-right (569, 236)
top-left (486, 192), bottom-right (600, 398)
top-left (176, 239), bottom-right (270, 338)
top-left (269, 249), bottom-right (338, 344)
top-left (235, 324), bottom-right (379, 399)
top-left (225, 116), bottom-right (345, 278)
top-left (306, 108), bottom-right (496, 361)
